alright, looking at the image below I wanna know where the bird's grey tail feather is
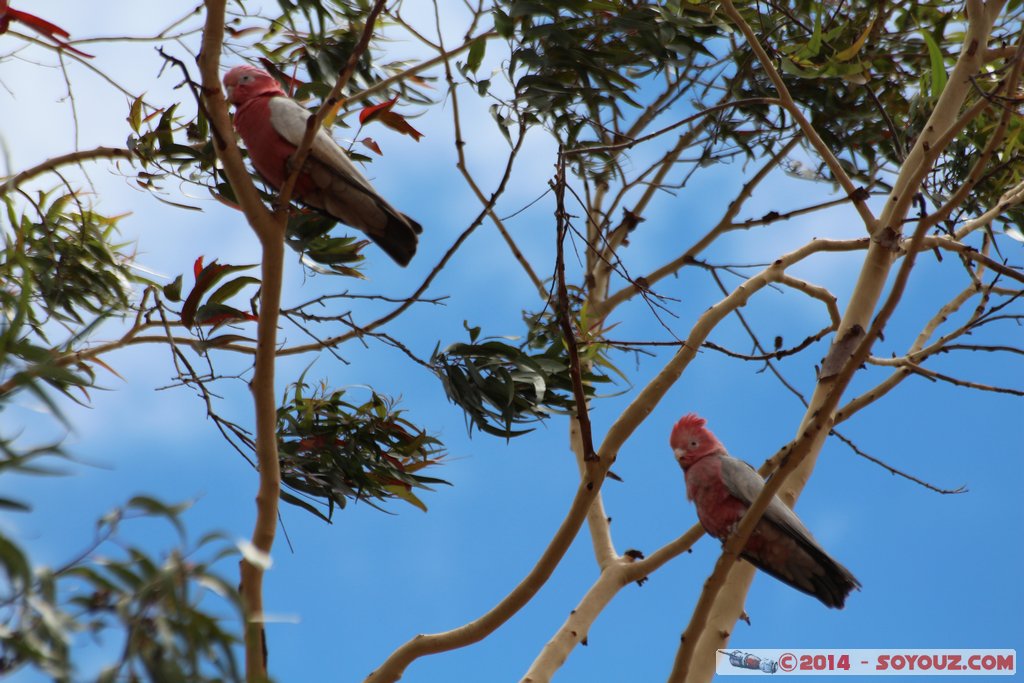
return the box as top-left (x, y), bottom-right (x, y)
top-left (368, 212), bottom-right (421, 266)
top-left (741, 543), bottom-right (860, 609)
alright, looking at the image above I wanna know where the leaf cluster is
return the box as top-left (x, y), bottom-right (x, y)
top-left (0, 495), bottom-right (242, 682)
top-left (432, 313), bottom-right (616, 439)
top-left (163, 257), bottom-right (260, 330)
top-left (496, 1), bottom-right (718, 147)
top-left (277, 379), bottom-right (449, 520)
top-left (128, 99), bottom-right (217, 197)
top-left (248, 0), bottom-right (435, 109)
top-left (1, 190), bottom-right (147, 407)
top-left (727, 0), bottom-right (1024, 227)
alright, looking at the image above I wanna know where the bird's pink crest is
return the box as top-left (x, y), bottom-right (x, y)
top-left (670, 413), bottom-right (707, 449)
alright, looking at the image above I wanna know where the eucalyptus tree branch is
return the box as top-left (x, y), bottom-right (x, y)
top-left (7, 32), bottom-right (152, 105)
top-left (1, 147), bottom-right (134, 194)
top-left (897, 363), bottom-right (1023, 395)
top-left (364, 445), bottom-right (615, 683)
top-left (198, 2), bottom-right (288, 679)
top-left (728, 193), bottom-right (872, 229)
top-left (554, 153), bottom-right (617, 570)
top-left (73, 6), bottom-right (202, 45)
top-left (562, 97), bottom-right (780, 157)
top-left (595, 90), bottom-right (739, 276)
top-left (837, 285), bottom-right (986, 423)
top-left (0, 323), bottom-right (260, 401)
top-left (829, 430), bottom-right (967, 495)
top-left (343, 30), bottom-right (498, 106)
top-left (595, 132), bottom-right (691, 275)
top-left (923, 239), bottom-right (1024, 284)
top-left (553, 153), bottom-right (595, 464)
top-left (521, 555), bottom-right (641, 683)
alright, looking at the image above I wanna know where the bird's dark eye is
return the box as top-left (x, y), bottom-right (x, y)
top-left (240, 75), bottom-right (253, 83)
top-left (689, 440), bottom-right (698, 448)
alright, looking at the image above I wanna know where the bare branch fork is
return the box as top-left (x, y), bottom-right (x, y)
top-left (433, 11), bottom-right (548, 299)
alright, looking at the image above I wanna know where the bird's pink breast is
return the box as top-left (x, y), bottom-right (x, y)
top-left (686, 456), bottom-right (748, 539)
top-left (233, 95), bottom-right (314, 196)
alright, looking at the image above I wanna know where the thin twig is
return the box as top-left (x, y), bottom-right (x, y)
top-left (830, 430), bottom-right (967, 494)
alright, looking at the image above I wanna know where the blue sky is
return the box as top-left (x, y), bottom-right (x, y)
top-left (1, 2), bottom-right (1021, 682)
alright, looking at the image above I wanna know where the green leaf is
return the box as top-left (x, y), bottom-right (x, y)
top-left (805, 5), bottom-right (824, 58)
top-left (835, 16), bottom-right (875, 62)
top-left (493, 8), bottom-right (514, 38)
top-left (163, 274), bottom-right (183, 302)
top-left (383, 484), bottom-right (428, 512)
top-left (920, 29), bottom-right (947, 97)
top-left (125, 495), bottom-right (190, 538)
top-left (280, 490), bottom-right (332, 523)
top-left (0, 497), bottom-right (31, 512)
top-left (0, 533), bottom-right (32, 586)
top-left (1004, 224), bottom-right (1024, 242)
top-left (128, 93), bottom-right (145, 132)
top-left (467, 37), bottom-right (486, 73)
top-left (207, 276), bottom-right (261, 306)
top-left (180, 261), bottom-right (257, 328)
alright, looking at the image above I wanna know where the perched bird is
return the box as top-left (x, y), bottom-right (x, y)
top-left (223, 65), bottom-right (422, 266)
top-left (670, 414), bottom-right (860, 608)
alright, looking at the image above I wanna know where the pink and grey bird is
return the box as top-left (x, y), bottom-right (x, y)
top-left (671, 414), bottom-right (860, 608)
top-left (223, 65), bottom-right (422, 266)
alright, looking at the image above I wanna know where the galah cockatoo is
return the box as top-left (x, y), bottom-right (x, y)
top-left (671, 414), bottom-right (860, 608)
top-left (223, 65), bottom-right (422, 266)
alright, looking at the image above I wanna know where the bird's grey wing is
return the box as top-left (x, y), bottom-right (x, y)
top-left (719, 454), bottom-right (861, 608)
top-left (718, 455), bottom-right (819, 545)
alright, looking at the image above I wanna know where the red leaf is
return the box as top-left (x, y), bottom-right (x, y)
top-left (193, 256), bottom-right (204, 279)
top-left (377, 111), bottom-right (424, 141)
top-left (180, 261), bottom-right (257, 328)
top-left (360, 137), bottom-right (383, 156)
top-left (193, 305), bottom-right (258, 329)
top-left (359, 97), bottom-right (399, 125)
top-left (358, 97), bottom-right (425, 141)
top-left (4, 7), bottom-right (68, 37)
top-left (2, 7), bottom-right (93, 57)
